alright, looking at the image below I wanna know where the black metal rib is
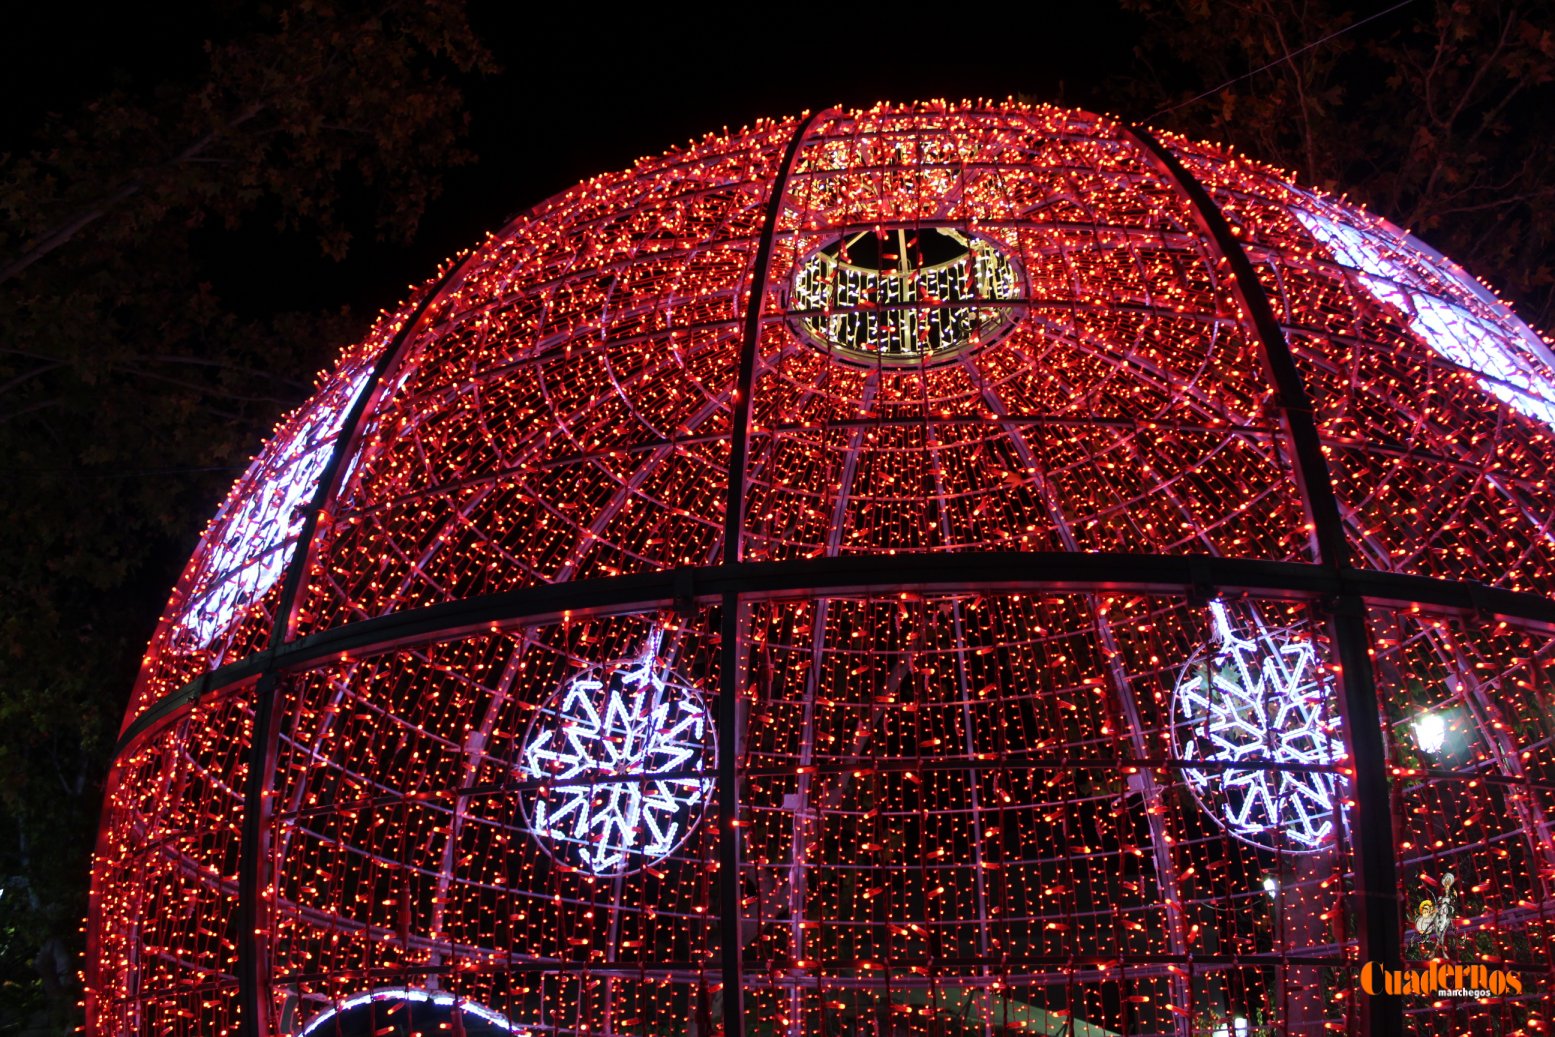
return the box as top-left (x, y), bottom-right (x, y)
top-left (717, 107), bottom-right (829, 1037)
top-left (1125, 125), bottom-right (1403, 1037)
top-left (114, 551), bottom-right (1555, 761)
top-left (236, 251), bottom-right (481, 1037)
top-left (722, 109), bottom-right (830, 564)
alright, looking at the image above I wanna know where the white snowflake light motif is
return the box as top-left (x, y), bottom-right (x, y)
top-left (1173, 602), bottom-right (1344, 852)
top-left (172, 367), bottom-right (372, 648)
top-left (1293, 196), bottom-right (1555, 427)
top-left (519, 631), bottom-right (716, 875)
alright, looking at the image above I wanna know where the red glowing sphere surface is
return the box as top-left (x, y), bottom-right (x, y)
top-left (89, 103), bottom-right (1555, 1037)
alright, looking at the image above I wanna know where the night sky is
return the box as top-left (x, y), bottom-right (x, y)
top-left (2, 3), bottom-right (1158, 321)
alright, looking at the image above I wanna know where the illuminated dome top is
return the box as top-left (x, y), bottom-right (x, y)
top-left (93, 102), bottom-right (1555, 1037)
top-left (124, 102), bottom-right (1555, 710)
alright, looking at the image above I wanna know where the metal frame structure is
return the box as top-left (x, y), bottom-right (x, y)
top-left (88, 103), bottom-right (1555, 1037)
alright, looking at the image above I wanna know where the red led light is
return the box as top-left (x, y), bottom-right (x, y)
top-left (89, 103), bottom-right (1555, 1037)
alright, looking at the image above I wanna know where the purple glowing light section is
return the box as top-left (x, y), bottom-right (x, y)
top-left (1294, 199), bottom-right (1555, 427)
top-left (173, 366), bottom-right (373, 648)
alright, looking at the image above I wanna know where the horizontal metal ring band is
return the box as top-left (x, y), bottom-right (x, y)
top-left (112, 551), bottom-right (1555, 761)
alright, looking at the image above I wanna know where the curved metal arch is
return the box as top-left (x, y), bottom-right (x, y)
top-left (237, 247), bottom-right (487, 1037)
top-left (112, 552), bottom-right (1555, 764)
top-left (718, 105), bottom-right (833, 1037)
top-left (1125, 126), bottom-right (1403, 1037)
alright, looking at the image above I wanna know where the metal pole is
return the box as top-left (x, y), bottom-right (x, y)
top-left (716, 106), bottom-right (828, 1037)
top-left (1127, 124), bottom-right (1403, 1037)
top-left (235, 250), bottom-right (480, 1037)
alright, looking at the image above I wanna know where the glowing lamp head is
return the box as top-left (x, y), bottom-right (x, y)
top-left (1413, 712), bottom-right (1448, 755)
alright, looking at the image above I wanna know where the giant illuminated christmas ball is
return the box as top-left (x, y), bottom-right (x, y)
top-left (88, 103), bottom-right (1555, 1037)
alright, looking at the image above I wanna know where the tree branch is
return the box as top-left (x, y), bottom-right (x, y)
top-left (0, 361), bottom-right (65, 398)
top-left (0, 179), bottom-right (146, 288)
top-left (0, 102), bottom-right (268, 290)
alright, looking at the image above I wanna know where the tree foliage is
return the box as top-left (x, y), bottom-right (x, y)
top-left (0, 3), bottom-right (491, 1031)
top-left (1120, 0), bottom-right (1555, 326)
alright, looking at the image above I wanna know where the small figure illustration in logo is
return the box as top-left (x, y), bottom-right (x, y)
top-left (1410, 871), bottom-right (1457, 957)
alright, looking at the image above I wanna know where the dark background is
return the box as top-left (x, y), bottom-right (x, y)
top-left (1, 4), bottom-right (1149, 317)
top-left (2, 2), bottom-right (1551, 1033)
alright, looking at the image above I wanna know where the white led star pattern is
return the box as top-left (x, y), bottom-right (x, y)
top-left (1173, 602), bottom-right (1344, 852)
top-left (520, 631), bottom-right (715, 875)
top-left (1294, 197), bottom-right (1555, 428)
top-left (173, 367), bottom-right (372, 648)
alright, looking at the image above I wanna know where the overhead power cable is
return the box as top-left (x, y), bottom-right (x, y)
top-left (1148, 0), bottom-right (1418, 121)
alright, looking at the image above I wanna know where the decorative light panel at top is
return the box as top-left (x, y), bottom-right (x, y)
top-left (1293, 193), bottom-right (1555, 428)
top-left (171, 365), bottom-right (372, 648)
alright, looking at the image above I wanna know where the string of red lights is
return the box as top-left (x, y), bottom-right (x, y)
top-left (88, 102), bottom-right (1555, 1037)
